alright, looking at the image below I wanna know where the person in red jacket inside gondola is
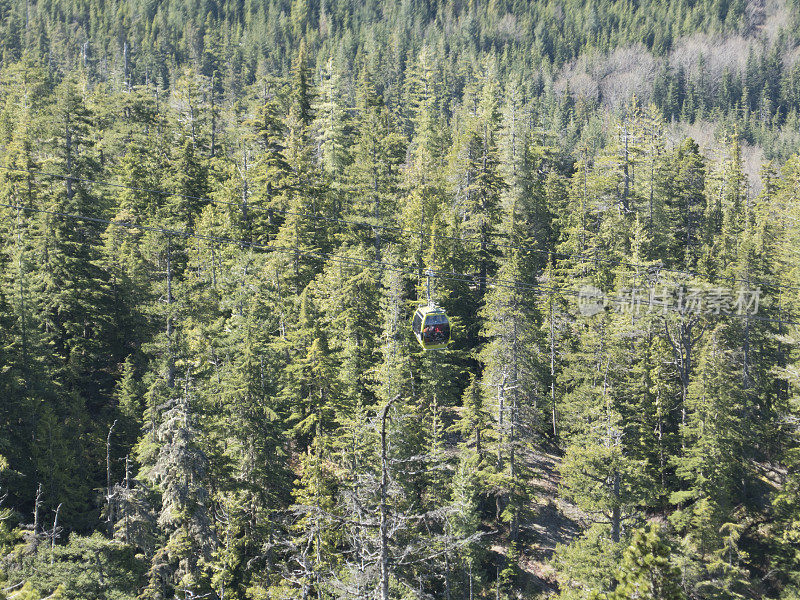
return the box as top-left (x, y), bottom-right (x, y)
top-left (421, 313), bottom-right (449, 345)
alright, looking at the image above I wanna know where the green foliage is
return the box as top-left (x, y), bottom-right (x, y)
top-left (10, 533), bottom-right (145, 600)
top-left (0, 1), bottom-right (800, 599)
top-left (606, 524), bottom-right (686, 600)
top-left (553, 525), bottom-right (624, 598)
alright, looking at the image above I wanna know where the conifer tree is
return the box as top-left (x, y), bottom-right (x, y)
top-left (161, 139), bottom-right (209, 232)
top-left (317, 54), bottom-right (353, 185)
top-left (447, 62), bottom-right (506, 296)
top-left (286, 38), bottom-right (316, 174)
top-left (344, 69), bottom-right (404, 254)
top-left (142, 385), bottom-right (213, 599)
top-left (27, 78), bottom-right (120, 526)
top-left (248, 94), bottom-right (293, 239)
top-left (280, 291), bottom-right (341, 448)
top-left (0, 118), bottom-right (44, 483)
top-left (669, 325), bottom-right (752, 597)
top-left (448, 446), bottom-right (484, 599)
top-left (772, 150), bottom-right (800, 596)
top-left (558, 305), bottom-right (656, 546)
top-left (478, 248), bottom-right (540, 536)
top-left (661, 138), bottom-right (707, 269)
top-left (605, 524), bottom-right (686, 600)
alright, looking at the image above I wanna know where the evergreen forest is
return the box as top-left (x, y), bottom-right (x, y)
top-left (3, 0), bottom-right (800, 598)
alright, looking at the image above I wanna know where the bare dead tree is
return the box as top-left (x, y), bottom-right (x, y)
top-left (379, 394), bottom-right (401, 600)
top-left (50, 502), bottom-right (62, 565)
top-left (664, 312), bottom-right (706, 428)
top-left (33, 482), bottom-right (42, 536)
top-left (22, 483), bottom-right (45, 554)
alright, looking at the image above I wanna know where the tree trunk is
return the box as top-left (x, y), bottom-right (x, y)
top-left (622, 123), bottom-right (630, 212)
top-left (611, 470), bottom-right (621, 543)
top-left (550, 300), bottom-right (557, 438)
top-left (123, 455), bottom-right (130, 544)
top-left (65, 115), bottom-right (73, 201)
top-left (495, 375), bottom-right (506, 521)
top-left (166, 236), bottom-right (175, 388)
top-left (16, 208), bottom-right (29, 388)
top-left (106, 420), bottom-right (117, 537)
top-left (210, 72), bottom-right (216, 158)
top-left (33, 483), bottom-right (42, 537)
top-left (379, 395), bottom-right (400, 600)
top-left (444, 548), bottom-right (451, 600)
top-left (51, 503), bottom-right (62, 550)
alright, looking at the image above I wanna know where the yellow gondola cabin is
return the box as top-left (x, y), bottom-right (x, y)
top-left (412, 305), bottom-right (451, 350)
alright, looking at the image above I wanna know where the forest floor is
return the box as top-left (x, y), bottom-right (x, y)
top-left (490, 446), bottom-right (584, 598)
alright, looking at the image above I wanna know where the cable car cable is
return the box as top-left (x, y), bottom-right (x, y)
top-left (0, 200), bottom-right (565, 295)
top-left (0, 163), bottom-right (795, 294)
top-left (1, 200), bottom-right (794, 327)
